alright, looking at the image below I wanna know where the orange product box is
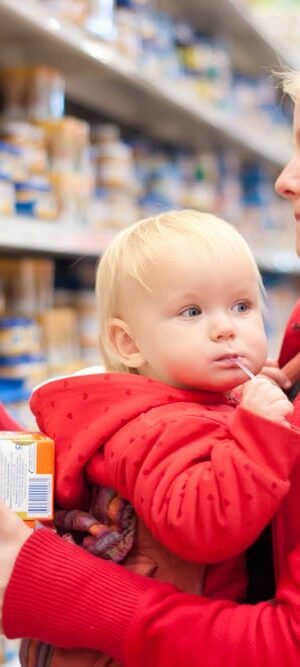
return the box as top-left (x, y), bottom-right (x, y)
top-left (0, 431), bottom-right (54, 523)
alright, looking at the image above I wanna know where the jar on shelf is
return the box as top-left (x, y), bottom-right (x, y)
top-left (0, 353), bottom-right (48, 390)
top-left (0, 175), bottom-right (15, 216)
top-left (93, 124), bottom-right (137, 192)
top-left (29, 66), bottom-right (65, 120)
top-left (0, 140), bottom-right (24, 181)
top-left (0, 121), bottom-right (48, 176)
top-left (76, 289), bottom-right (99, 361)
top-left (88, 187), bottom-right (110, 229)
top-left (0, 258), bottom-right (55, 316)
top-left (15, 176), bottom-right (58, 220)
top-left (38, 307), bottom-right (82, 376)
top-left (38, 117), bottom-right (90, 169)
top-left (40, 0), bottom-right (89, 27)
top-left (0, 65), bottom-right (65, 121)
top-left (0, 316), bottom-right (41, 356)
top-left (85, 0), bottom-right (116, 40)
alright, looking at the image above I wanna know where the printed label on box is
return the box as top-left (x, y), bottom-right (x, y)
top-left (0, 433), bottom-right (54, 520)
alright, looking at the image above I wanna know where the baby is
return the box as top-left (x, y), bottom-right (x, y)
top-left (24, 210), bottom-right (300, 667)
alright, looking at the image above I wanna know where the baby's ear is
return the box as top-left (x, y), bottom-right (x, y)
top-left (108, 318), bottom-right (144, 369)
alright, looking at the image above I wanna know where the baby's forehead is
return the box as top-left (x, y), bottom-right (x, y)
top-left (144, 234), bottom-right (251, 269)
top-left (136, 239), bottom-right (257, 290)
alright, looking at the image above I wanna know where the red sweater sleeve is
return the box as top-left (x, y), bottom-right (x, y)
top-left (106, 404), bottom-right (300, 563)
top-left (4, 528), bottom-right (300, 667)
top-left (0, 403), bottom-right (22, 431)
top-left (278, 298), bottom-right (300, 367)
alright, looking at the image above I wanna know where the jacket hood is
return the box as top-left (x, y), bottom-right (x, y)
top-left (30, 370), bottom-right (225, 509)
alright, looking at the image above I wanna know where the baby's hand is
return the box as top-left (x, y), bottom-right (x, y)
top-left (260, 358), bottom-right (291, 391)
top-left (240, 376), bottom-right (294, 425)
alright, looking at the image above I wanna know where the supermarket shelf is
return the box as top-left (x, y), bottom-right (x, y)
top-left (0, 216), bottom-right (299, 273)
top-left (0, 0), bottom-right (291, 166)
top-left (159, 0), bottom-right (300, 74)
top-left (0, 217), bottom-right (115, 258)
top-left (253, 248), bottom-right (300, 275)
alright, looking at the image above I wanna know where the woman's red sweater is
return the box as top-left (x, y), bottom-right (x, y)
top-left (4, 527), bottom-right (300, 667)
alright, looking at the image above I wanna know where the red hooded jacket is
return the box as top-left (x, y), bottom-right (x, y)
top-left (29, 371), bottom-right (300, 598)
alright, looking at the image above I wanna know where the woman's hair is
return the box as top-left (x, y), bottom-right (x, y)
top-left (96, 209), bottom-right (263, 372)
top-left (275, 68), bottom-right (300, 102)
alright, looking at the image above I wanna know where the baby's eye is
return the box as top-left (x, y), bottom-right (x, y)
top-left (232, 301), bottom-right (251, 313)
top-left (180, 306), bottom-right (202, 318)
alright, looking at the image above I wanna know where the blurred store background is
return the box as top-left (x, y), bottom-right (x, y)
top-left (0, 3), bottom-right (300, 658)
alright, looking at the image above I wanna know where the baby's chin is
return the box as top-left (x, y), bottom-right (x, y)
top-left (197, 377), bottom-right (248, 394)
top-left (170, 373), bottom-right (249, 393)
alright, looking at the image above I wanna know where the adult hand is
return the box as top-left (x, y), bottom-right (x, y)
top-left (0, 501), bottom-right (32, 633)
top-left (260, 358), bottom-right (292, 390)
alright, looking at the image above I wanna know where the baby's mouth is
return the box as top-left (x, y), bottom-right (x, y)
top-left (216, 353), bottom-right (239, 361)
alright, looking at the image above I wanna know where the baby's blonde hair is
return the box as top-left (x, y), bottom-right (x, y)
top-left (96, 209), bottom-right (263, 372)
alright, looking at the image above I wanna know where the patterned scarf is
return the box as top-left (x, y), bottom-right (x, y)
top-left (20, 486), bottom-right (142, 667)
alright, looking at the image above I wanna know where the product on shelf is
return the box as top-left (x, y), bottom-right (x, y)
top-left (0, 311), bottom-right (46, 407)
top-left (0, 353), bottom-right (48, 390)
top-left (114, 1), bottom-right (140, 58)
top-left (0, 316), bottom-right (41, 356)
top-left (76, 289), bottom-right (101, 363)
top-left (183, 152), bottom-right (221, 212)
top-left (90, 123), bottom-right (139, 229)
top-left (40, 0), bottom-right (116, 40)
top-left (15, 175), bottom-right (58, 220)
top-left (0, 259), bottom-right (54, 316)
top-left (175, 26), bottom-right (232, 108)
top-left (40, 0), bottom-right (88, 25)
top-left (0, 174), bottom-right (15, 216)
top-left (38, 307), bottom-right (82, 375)
top-left (0, 121), bottom-right (48, 176)
top-left (0, 139), bottom-right (27, 183)
top-left (0, 66), bottom-right (65, 121)
top-left (0, 261), bottom-right (55, 412)
top-left (86, 0), bottom-right (116, 40)
top-left (0, 120), bottom-right (59, 220)
top-left (38, 116), bottom-right (93, 224)
top-left (39, 116), bottom-right (89, 167)
top-left (93, 124), bottom-right (136, 191)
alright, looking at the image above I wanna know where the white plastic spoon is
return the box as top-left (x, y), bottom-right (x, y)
top-left (233, 357), bottom-right (256, 380)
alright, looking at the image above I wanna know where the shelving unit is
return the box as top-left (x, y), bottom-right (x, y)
top-left (159, 0), bottom-right (300, 74)
top-left (0, 217), bottom-right (115, 259)
top-left (0, 0), bottom-right (297, 270)
top-left (0, 217), bottom-right (298, 275)
top-left (0, 0), bottom-right (292, 162)
top-left (249, 245), bottom-right (299, 275)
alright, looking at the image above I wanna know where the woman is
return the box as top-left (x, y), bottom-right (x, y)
top-left (2, 70), bottom-right (300, 667)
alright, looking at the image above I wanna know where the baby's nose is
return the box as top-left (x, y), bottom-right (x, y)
top-left (210, 315), bottom-right (235, 341)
